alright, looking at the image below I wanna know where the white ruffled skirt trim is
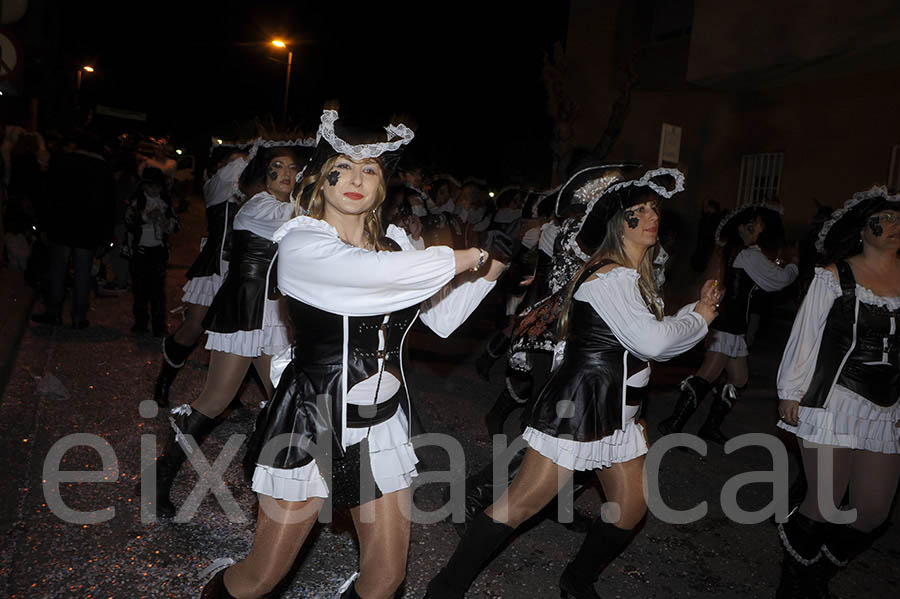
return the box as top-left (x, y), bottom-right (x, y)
top-left (205, 297), bottom-right (290, 358)
top-left (251, 409), bottom-right (420, 501)
top-left (706, 330), bottom-right (748, 358)
top-left (522, 412), bottom-right (648, 471)
top-left (182, 272), bottom-right (225, 306)
top-left (777, 385), bottom-right (900, 454)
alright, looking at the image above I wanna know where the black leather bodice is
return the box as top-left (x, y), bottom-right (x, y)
top-left (525, 262), bottom-right (649, 441)
top-left (202, 229), bottom-right (279, 333)
top-left (803, 262), bottom-right (900, 408)
top-left (712, 258), bottom-right (756, 335)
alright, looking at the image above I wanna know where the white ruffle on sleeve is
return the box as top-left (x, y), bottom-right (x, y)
top-left (420, 277), bottom-right (496, 338)
top-left (776, 268), bottom-right (840, 401)
top-left (574, 268), bottom-right (708, 362)
top-left (273, 217), bottom-right (457, 316)
top-left (733, 247), bottom-right (799, 292)
top-left (234, 192), bottom-right (296, 241)
top-left (203, 156), bottom-right (247, 208)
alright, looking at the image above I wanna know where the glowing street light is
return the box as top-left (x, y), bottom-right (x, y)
top-left (270, 39), bottom-right (293, 122)
top-left (215, 138), bottom-right (223, 145)
top-left (83, 65), bottom-right (95, 73)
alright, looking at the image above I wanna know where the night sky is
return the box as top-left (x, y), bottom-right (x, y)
top-left (59, 1), bottom-right (571, 184)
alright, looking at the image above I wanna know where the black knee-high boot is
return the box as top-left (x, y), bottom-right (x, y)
top-left (776, 510), bottom-right (824, 599)
top-left (485, 370), bottom-right (531, 438)
top-left (558, 518), bottom-right (636, 599)
top-left (425, 511), bottom-right (516, 599)
top-left (154, 336), bottom-right (195, 407)
top-left (658, 375), bottom-right (711, 435)
top-left (813, 523), bottom-right (877, 599)
top-left (201, 568), bottom-right (237, 599)
top-left (143, 406), bottom-right (217, 518)
top-left (698, 383), bottom-right (738, 444)
top-left (475, 332), bottom-right (510, 381)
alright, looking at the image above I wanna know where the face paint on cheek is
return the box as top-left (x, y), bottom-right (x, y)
top-left (624, 209), bottom-right (639, 229)
top-left (867, 219), bottom-right (884, 237)
top-left (326, 170), bottom-right (340, 186)
top-left (268, 169), bottom-right (278, 182)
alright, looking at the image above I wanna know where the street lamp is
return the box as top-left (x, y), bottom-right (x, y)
top-left (271, 40), bottom-right (293, 122)
top-left (76, 65), bottom-right (95, 93)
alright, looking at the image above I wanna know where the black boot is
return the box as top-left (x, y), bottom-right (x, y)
top-left (142, 407), bottom-right (217, 518)
top-left (200, 568), bottom-right (237, 599)
top-left (475, 332), bottom-right (509, 381)
top-left (698, 383), bottom-right (738, 445)
top-left (658, 376), bottom-right (711, 435)
top-left (485, 384), bottom-right (526, 439)
top-left (153, 336), bottom-right (195, 408)
top-left (425, 511), bottom-right (516, 599)
top-left (813, 523), bottom-right (876, 599)
top-left (558, 518), bottom-right (636, 599)
top-left (337, 573), bottom-right (362, 598)
top-left (776, 510), bottom-right (824, 599)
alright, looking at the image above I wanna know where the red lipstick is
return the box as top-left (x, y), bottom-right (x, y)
top-left (344, 192), bottom-right (364, 200)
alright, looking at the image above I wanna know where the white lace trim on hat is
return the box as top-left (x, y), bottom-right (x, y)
top-left (246, 136), bottom-right (316, 164)
top-left (315, 109), bottom-right (414, 161)
top-left (714, 201), bottom-right (784, 247)
top-left (815, 185), bottom-right (898, 253)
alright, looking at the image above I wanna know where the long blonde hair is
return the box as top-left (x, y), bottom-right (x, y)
top-left (558, 202), bottom-right (663, 340)
top-left (297, 154), bottom-right (391, 251)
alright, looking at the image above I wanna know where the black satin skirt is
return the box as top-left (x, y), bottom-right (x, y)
top-left (185, 202), bottom-right (234, 279)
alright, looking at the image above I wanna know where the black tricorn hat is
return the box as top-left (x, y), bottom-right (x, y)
top-left (816, 186), bottom-right (899, 261)
top-left (298, 110), bottom-right (414, 205)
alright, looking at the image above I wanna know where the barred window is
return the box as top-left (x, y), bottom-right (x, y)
top-left (737, 152), bottom-right (784, 206)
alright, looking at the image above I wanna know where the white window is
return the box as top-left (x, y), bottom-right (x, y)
top-left (889, 145), bottom-right (900, 192)
top-left (736, 152), bottom-right (784, 206)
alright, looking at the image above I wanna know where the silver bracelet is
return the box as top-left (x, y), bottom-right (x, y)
top-left (471, 249), bottom-right (488, 272)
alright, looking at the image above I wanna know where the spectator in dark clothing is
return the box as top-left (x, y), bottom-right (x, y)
top-left (31, 132), bottom-right (115, 328)
top-left (123, 167), bottom-right (178, 336)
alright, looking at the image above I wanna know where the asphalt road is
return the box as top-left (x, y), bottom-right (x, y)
top-left (0, 197), bottom-right (896, 598)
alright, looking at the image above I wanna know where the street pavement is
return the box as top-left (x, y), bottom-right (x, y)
top-left (0, 197), bottom-right (897, 598)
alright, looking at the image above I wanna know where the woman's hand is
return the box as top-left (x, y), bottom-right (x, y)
top-left (779, 400), bottom-right (800, 426)
top-left (693, 279), bottom-right (721, 324)
top-left (483, 257), bottom-right (508, 282)
top-left (453, 247), bottom-right (485, 275)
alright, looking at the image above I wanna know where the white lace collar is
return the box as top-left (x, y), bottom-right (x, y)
top-left (814, 267), bottom-right (900, 310)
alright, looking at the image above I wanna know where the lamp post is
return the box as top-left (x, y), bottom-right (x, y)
top-left (75, 65), bottom-right (95, 107)
top-left (271, 40), bottom-right (292, 122)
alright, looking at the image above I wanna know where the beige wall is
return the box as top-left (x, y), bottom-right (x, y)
top-left (565, 0), bottom-right (900, 246)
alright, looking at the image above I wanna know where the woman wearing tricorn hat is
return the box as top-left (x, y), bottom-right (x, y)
top-left (658, 201), bottom-right (798, 443)
top-left (426, 168), bottom-right (720, 599)
top-left (200, 110), bottom-right (507, 599)
top-left (140, 136), bottom-right (313, 519)
top-left (774, 186), bottom-right (899, 599)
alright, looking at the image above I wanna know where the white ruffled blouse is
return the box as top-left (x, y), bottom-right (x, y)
top-left (733, 246), bottom-right (799, 292)
top-left (202, 156), bottom-right (247, 208)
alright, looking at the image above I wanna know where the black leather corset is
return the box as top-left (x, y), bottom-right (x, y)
top-left (803, 262), bottom-right (900, 408)
top-left (229, 229), bottom-right (277, 282)
top-left (712, 261), bottom-right (756, 335)
top-left (185, 201), bottom-right (236, 279)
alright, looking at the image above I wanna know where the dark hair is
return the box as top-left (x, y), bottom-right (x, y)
top-left (429, 179), bottom-right (451, 201)
top-left (238, 146), bottom-right (304, 198)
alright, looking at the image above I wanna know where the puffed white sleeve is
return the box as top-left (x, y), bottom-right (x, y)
top-left (204, 156), bottom-right (247, 207)
top-left (419, 277), bottom-right (496, 338)
top-left (274, 218), bottom-right (457, 316)
top-left (776, 268), bottom-right (840, 401)
top-left (734, 247), bottom-right (799, 292)
top-left (233, 193), bottom-right (296, 241)
top-left (576, 268), bottom-right (708, 362)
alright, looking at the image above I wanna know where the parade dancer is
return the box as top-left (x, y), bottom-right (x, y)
top-left (426, 169), bottom-right (720, 599)
top-left (200, 110), bottom-right (506, 599)
top-left (153, 144), bottom-right (248, 407)
top-left (775, 187), bottom-right (899, 599)
top-left (141, 137), bottom-right (313, 518)
top-left (659, 202), bottom-right (798, 443)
